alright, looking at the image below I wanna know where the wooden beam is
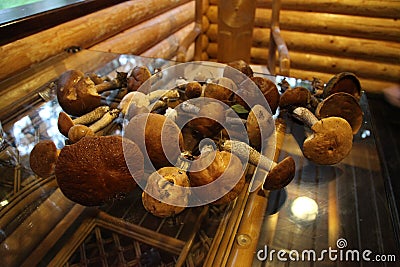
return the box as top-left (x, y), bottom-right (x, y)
top-left (257, 0), bottom-right (400, 19)
top-left (207, 24), bottom-right (400, 64)
top-left (206, 6), bottom-right (400, 42)
top-left (250, 48), bottom-right (400, 83)
top-left (287, 68), bottom-right (398, 94)
top-left (141, 23), bottom-right (195, 59)
top-left (89, 2), bottom-right (195, 54)
top-left (0, 0), bottom-right (191, 81)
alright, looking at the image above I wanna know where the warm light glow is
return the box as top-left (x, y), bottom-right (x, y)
top-left (0, 199), bottom-right (9, 207)
top-left (290, 196), bottom-right (318, 222)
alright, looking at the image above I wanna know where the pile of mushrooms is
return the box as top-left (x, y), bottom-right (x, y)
top-left (29, 61), bottom-right (298, 217)
top-left (278, 72), bottom-right (363, 165)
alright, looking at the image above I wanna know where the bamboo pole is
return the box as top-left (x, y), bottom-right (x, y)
top-left (206, 6), bottom-right (400, 42)
top-left (89, 2), bottom-right (195, 55)
top-left (0, 0), bottom-right (191, 81)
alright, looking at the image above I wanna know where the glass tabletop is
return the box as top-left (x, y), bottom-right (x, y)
top-left (0, 50), bottom-right (398, 266)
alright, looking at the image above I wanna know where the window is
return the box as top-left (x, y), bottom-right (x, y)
top-left (0, 0), bottom-right (127, 46)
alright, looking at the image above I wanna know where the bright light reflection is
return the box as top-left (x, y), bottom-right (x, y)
top-left (290, 196), bottom-right (319, 222)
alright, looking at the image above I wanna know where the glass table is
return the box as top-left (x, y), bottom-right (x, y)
top-left (0, 50), bottom-right (398, 266)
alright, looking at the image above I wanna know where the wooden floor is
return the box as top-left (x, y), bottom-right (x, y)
top-left (367, 92), bottom-right (400, 233)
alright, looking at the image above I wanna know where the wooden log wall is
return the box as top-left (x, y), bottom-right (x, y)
top-left (0, 0), bottom-right (204, 82)
top-left (0, 0), bottom-right (399, 94)
top-left (205, 0), bottom-right (400, 93)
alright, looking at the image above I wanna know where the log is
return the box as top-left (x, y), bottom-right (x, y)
top-left (202, 15), bottom-right (210, 32)
top-left (207, 42), bottom-right (399, 84)
top-left (208, 24), bottom-right (400, 64)
top-left (141, 23), bottom-right (195, 59)
top-left (210, 0), bottom-right (400, 19)
top-left (0, 0), bottom-right (190, 81)
top-left (206, 6), bottom-right (400, 42)
top-left (251, 48), bottom-right (400, 83)
top-left (287, 68), bottom-right (397, 94)
top-left (257, 0), bottom-right (400, 19)
top-left (89, 2), bottom-right (195, 54)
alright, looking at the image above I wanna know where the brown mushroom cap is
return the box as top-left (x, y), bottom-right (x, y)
top-left (303, 117), bottom-right (353, 165)
top-left (225, 60), bottom-right (254, 78)
top-left (263, 156), bottom-right (296, 190)
top-left (55, 136), bottom-right (143, 206)
top-left (142, 167), bottom-right (190, 217)
top-left (315, 92), bottom-right (363, 134)
top-left (246, 104), bottom-right (275, 150)
top-left (250, 76), bottom-right (280, 114)
top-left (68, 124), bottom-right (95, 143)
top-left (29, 140), bottom-right (58, 178)
top-left (323, 72), bottom-right (362, 100)
top-left (187, 101), bottom-right (226, 137)
top-left (279, 86), bottom-right (311, 109)
top-left (56, 70), bottom-right (102, 116)
top-left (58, 111), bottom-right (74, 137)
top-left (204, 83), bottom-right (233, 104)
top-left (127, 66), bottom-right (151, 92)
top-left (189, 150), bottom-right (245, 205)
top-left (233, 77), bottom-right (279, 113)
top-left (124, 113), bottom-right (184, 169)
top-left (185, 81), bottom-right (203, 99)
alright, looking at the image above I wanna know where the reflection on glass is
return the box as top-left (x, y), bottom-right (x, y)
top-left (290, 196), bottom-right (319, 222)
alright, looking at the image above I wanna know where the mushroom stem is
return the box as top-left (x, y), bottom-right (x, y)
top-left (220, 139), bottom-right (296, 190)
top-left (58, 106), bottom-right (110, 137)
top-left (148, 89), bottom-right (180, 103)
top-left (220, 139), bottom-right (276, 170)
top-left (73, 106), bottom-right (110, 125)
top-left (292, 107), bottom-right (319, 127)
top-left (68, 109), bottom-right (120, 143)
top-left (95, 72), bottom-right (127, 93)
top-left (90, 109), bottom-right (120, 132)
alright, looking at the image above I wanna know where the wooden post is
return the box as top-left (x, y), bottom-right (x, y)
top-left (217, 0), bottom-right (257, 63)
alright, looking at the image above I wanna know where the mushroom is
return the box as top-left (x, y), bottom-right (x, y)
top-left (246, 104), bottom-right (275, 150)
top-left (57, 106), bottom-right (110, 137)
top-left (250, 76), bottom-right (280, 114)
top-left (55, 135), bottom-right (144, 206)
top-left (185, 81), bottom-right (202, 99)
top-left (225, 60), bottom-right (254, 78)
top-left (279, 86), bottom-right (311, 110)
top-left (118, 91), bottom-right (150, 119)
top-left (323, 72), bottom-right (362, 100)
top-left (124, 113), bottom-right (185, 170)
top-left (292, 106), bottom-right (353, 165)
top-left (234, 76), bottom-right (280, 114)
top-left (29, 140), bottom-right (59, 178)
top-left (127, 66), bottom-right (151, 92)
top-left (204, 82), bottom-right (233, 104)
top-left (56, 70), bottom-right (126, 116)
top-left (189, 150), bottom-right (245, 205)
top-left (67, 109), bottom-right (120, 143)
top-left (142, 166), bottom-right (190, 217)
top-left (186, 100), bottom-right (226, 138)
top-left (315, 92), bottom-right (363, 134)
top-left (220, 139), bottom-right (295, 191)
